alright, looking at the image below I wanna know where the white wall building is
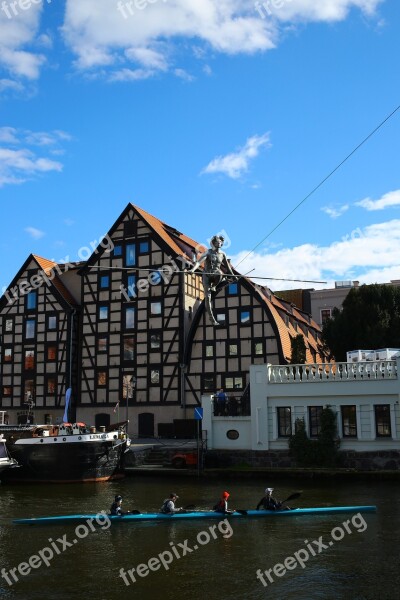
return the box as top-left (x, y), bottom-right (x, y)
top-left (202, 359), bottom-right (400, 455)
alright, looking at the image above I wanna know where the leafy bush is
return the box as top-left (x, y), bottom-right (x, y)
top-left (289, 407), bottom-right (340, 467)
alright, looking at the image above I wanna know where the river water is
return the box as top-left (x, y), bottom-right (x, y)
top-left (0, 476), bottom-right (398, 600)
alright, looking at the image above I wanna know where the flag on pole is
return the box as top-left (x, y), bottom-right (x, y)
top-left (63, 388), bottom-right (72, 423)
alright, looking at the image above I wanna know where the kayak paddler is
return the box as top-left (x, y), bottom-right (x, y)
top-left (110, 494), bottom-right (132, 516)
top-left (160, 492), bottom-right (184, 514)
top-left (214, 491), bottom-right (235, 514)
top-left (256, 488), bottom-right (284, 511)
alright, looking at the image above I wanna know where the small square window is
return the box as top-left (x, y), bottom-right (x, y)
top-left (26, 318), bottom-right (36, 339)
top-left (254, 341), bottom-right (263, 356)
top-left (100, 275), bottom-right (110, 289)
top-left (99, 306), bottom-right (109, 321)
top-left (26, 291), bottom-right (37, 310)
top-left (228, 344), bottom-right (238, 357)
top-left (113, 245), bottom-right (123, 257)
top-left (149, 271), bottom-right (162, 285)
top-left (240, 310), bottom-right (251, 324)
top-left (24, 350), bottom-right (35, 370)
top-left (125, 307), bottom-right (135, 329)
top-left (228, 283), bottom-right (238, 295)
top-left (203, 375), bottom-right (215, 391)
top-left (205, 345), bottom-right (214, 357)
top-left (150, 333), bottom-right (161, 349)
top-left (151, 302), bottom-right (162, 315)
top-left (98, 337), bottom-right (108, 352)
top-left (5, 319), bottom-right (13, 332)
top-left (139, 241), bottom-right (150, 253)
top-left (97, 372), bottom-right (107, 386)
top-left (47, 378), bottom-right (56, 394)
top-left (48, 315), bottom-right (57, 330)
top-left (124, 337), bottom-right (135, 360)
top-left (4, 348), bottom-right (13, 362)
top-left (150, 369), bottom-right (160, 384)
top-left (47, 345), bottom-right (57, 361)
top-left (2, 387), bottom-right (12, 396)
top-left (216, 313), bottom-right (226, 325)
top-left (126, 244), bottom-right (136, 267)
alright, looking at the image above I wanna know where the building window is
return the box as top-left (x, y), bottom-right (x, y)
top-left (125, 307), bottom-right (135, 329)
top-left (100, 275), bottom-right (110, 289)
top-left (2, 386), bottom-right (12, 396)
top-left (113, 244), bottom-right (123, 257)
top-left (47, 378), bottom-right (56, 395)
top-left (4, 348), bottom-right (13, 362)
top-left (24, 380), bottom-right (35, 402)
top-left (47, 345), bottom-right (57, 361)
top-left (240, 309), bottom-right (251, 325)
top-left (26, 291), bottom-right (37, 310)
top-left (26, 318), bottom-right (36, 339)
top-left (139, 240), bottom-right (150, 253)
top-left (97, 371), bottom-right (107, 387)
top-left (150, 333), bottom-right (161, 350)
top-left (216, 312), bottom-right (226, 326)
top-left (202, 375), bottom-right (215, 392)
top-left (5, 318), bottom-right (13, 332)
top-left (47, 315), bottom-right (57, 330)
top-left (150, 369), bottom-right (160, 385)
top-left (149, 271), bottom-right (162, 285)
top-left (127, 275), bottom-right (136, 298)
top-left (99, 306), bottom-right (109, 321)
top-left (228, 283), bottom-right (238, 295)
top-left (150, 301), bottom-right (162, 316)
top-left (228, 343), bottom-right (238, 357)
top-left (375, 405), bottom-right (391, 437)
top-left (309, 406), bottom-right (323, 437)
top-left (320, 309), bottom-right (332, 324)
top-left (277, 407), bottom-right (292, 437)
top-left (98, 337), bottom-right (108, 353)
top-left (341, 405), bottom-right (357, 437)
top-left (224, 376), bottom-right (244, 390)
top-left (254, 340), bottom-right (264, 356)
top-left (24, 350), bottom-right (35, 370)
top-left (126, 244), bottom-right (136, 267)
top-left (123, 337), bottom-right (135, 361)
top-left (205, 344), bottom-right (214, 357)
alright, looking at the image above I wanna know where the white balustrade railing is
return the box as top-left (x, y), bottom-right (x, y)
top-left (268, 360), bottom-right (397, 383)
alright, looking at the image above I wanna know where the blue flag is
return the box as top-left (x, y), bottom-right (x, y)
top-left (63, 388), bottom-right (72, 423)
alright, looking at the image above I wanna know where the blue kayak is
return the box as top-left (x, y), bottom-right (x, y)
top-left (13, 505), bottom-right (376, 525)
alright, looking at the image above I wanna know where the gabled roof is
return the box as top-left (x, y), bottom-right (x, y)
top-left (32, 255), bottom-right (78, 307)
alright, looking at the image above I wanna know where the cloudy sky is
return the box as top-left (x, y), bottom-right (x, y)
top-left (1, 0), bottom-right (399, 293)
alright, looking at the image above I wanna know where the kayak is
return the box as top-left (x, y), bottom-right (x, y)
top-left (13, 505), bottom-right (376, 525)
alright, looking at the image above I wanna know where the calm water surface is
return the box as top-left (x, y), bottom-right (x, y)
top-left (0, 477), bottom-right (398, 600)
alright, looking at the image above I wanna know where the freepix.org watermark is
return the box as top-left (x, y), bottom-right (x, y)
top-left (3, 233), bottom-right (114, 306)
top-left (255, 0), bottom-right (293, 19)
top-left (256, 512), bottom-right (368, 587)
top-left (117, 0), bottom-right (168, 20)
top-left (119, 518), bottom-right (233, 586)
top-left (1, 0), bottom-right (52, 19)
top-left (1, 512), bottom-right (111, 587)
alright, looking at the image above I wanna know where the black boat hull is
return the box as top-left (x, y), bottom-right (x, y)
top-left (3, 440), bottom-right (126, 483)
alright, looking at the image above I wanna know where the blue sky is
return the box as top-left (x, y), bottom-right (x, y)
top-left (1, 0), bottom-right (400, 295)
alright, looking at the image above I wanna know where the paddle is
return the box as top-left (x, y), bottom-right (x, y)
top-left (236, 492), bottom-right (302, 515)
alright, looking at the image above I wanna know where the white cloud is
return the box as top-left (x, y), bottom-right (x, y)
top-left (321, 204), bottom-right (349, 219)
top-left (355, 189), bottom-right (400, 211)
top-left (0, 127), bottom-right (71, 187)
top-left (0, 7), bottom-right (46, 79)
top-left (174, 68), bottom-right (195, 82)
top-left (25, 227), bottom-right (45, 240)
top-left (60, 0), bottom-right (383, 79)
top-left (230, 218), bottom-right (400, 290)
top-left (201, 132), bottom-right (271, 179)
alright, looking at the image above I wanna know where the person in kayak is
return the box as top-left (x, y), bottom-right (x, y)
top-left (160, 493), bottom-right (184, 514)
top-left (256, 488), bottom-right (282, 511)
top-left (214, 491), bottom-right (235, 514)
top-left (110, 494), bottom-right (131, 516)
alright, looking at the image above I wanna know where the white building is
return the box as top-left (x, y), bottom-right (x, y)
top-left (202, 359), bottom-right (400, 462)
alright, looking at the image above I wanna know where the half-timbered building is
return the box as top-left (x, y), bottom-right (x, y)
top-left (0, 255), bottom-right (79, 423)
top-left (0, 204), bottom-right (329, 435)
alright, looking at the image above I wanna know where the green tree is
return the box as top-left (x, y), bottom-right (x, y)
top-left (322, 284), bottom-right (400, 361)
top-left (289, 407), bottom-right (339, 468)
top-left (290, 334), bottom-right (307, 364)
